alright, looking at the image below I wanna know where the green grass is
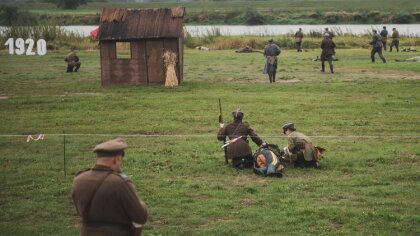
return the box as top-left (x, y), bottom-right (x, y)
top-left (5, 0), bottom-right (420, 25)
top-left (15, 0), bottom-right (420, 14)
top-left (0, 48), bottom-right (419, 235)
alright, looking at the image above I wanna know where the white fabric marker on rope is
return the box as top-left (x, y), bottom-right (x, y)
top-left (26, 134), bottom-right (45, 142)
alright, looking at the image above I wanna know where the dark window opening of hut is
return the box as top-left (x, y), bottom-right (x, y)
top-left (116, 42), bottom-right (131, 59)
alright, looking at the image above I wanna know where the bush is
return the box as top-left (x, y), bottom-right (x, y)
top-left (244, 8), bottom-right (266, 25)
top-left (393, 12), bottom-right (415, 24)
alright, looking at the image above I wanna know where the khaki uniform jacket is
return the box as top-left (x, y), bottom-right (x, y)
top-left (217, 121), bottom-right (263, 159)
top-left (72, 165), bottom-right (148, 236)
top-left (392, 30), bottom-right (399, 40)
top-left (287, 131), bottom-right (316, 161)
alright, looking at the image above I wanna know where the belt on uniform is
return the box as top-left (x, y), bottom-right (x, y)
top-left (83, 221), bottom-right (131, 232)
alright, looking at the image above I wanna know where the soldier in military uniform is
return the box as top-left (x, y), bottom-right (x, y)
top-left (217, 109), bottom-right (265, 169)
top-left (281, 123), bottom-right (320, 168)
top-left (263, 38), bottom-right (281, 83)
top-left (65, 48), bottom-right (81, 72)
top-left (390, 28), bottom-right (399, 52)
top-left (370, 29), bottom-right (386, 63)
top-left (380, 26), bottom-right (388, 51)
top-left (320, 33), bottom-right (336, 73)
top-left (72, 138), bottom-right (148, 236)
top-left (294, 28), bottom-right (304, 52)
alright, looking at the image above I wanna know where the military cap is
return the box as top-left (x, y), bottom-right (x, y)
top-left (93, 138), bottom-right (127, 153)
top-left (372, 29), bottom-right (377, 33)
top-left (282, 122), bottom-right (296, 133)
top-left (268, 38), bottom-right (273, 42)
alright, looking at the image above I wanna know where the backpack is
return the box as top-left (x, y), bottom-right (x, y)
top-left (253, 144), bottom-right (285, 177)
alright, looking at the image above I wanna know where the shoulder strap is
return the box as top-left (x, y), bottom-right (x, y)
top-left (82, 171), bottom-right (112, 223)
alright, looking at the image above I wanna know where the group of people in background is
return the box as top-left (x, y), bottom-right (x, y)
top-left (370, 26), bottom-right (400, 63)
top-left (262, 26), bottom-right (402, 82)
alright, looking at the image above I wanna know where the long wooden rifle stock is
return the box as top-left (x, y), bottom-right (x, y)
top-left (218, 98), bottom-right (228, 164)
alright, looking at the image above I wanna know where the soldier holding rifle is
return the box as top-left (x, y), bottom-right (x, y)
top-left (217, 108), bottom-right (266, 169)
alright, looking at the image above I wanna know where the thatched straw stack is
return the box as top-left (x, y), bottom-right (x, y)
top-left (163, 51), bottom-right (178, 87)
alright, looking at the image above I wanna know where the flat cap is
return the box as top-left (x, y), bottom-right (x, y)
top-left (93, 138), bottom-right (127, 153)
top-left (282, 122), bottom-right (296, 133)
top-left (232, 108), bottom-right (244, 117)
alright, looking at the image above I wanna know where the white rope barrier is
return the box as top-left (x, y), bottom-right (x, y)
top-left (0, 134), bottom-right (419, 139)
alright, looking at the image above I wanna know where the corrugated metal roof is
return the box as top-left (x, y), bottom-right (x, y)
top-left (98, 7), bottom-right (185, 40)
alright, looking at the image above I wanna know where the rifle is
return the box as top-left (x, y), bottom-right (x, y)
top-left (218, 98), bottom-right (228, 164)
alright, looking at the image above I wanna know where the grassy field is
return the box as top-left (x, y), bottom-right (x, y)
top-left (16, 0), bottom-right (420, 14)
top-left (0, 48), bottom-right (419, 235)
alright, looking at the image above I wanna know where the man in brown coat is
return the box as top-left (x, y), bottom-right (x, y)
top-left (217, 108), bottom-right (265, 169)
top-left (281, 123), bottom-right (320, 168)
top-left (320, 33), bottom-right (336, 73)
top-left (294, 28), bottom-right (304, 52)
top-left (72, 138), bottom-right (148, 236)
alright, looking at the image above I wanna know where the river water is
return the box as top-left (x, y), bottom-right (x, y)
top-left (1, 24), bottom-right (420, 37)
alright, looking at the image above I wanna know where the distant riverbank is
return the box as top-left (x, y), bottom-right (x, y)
top-left (54, 24), bottom-right (420, 37)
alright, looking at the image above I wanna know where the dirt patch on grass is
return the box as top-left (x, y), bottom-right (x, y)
top-left (223, 77), bottom-right (302, 84)
top-left (232, 174), bottom-right (271, 186)
top-left (240, 198), bottom-right (255, 207)
top-left (0, 96), bottom-right (9, 99)
top-left (199, 218), bottom-right (233, 229)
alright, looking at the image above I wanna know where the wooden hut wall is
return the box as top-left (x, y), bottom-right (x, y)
top-left (100, 41), bottom-right (148, 85)
top-left (100, 37), bottom-right (183, 85)
top-left (146, 39), bottom-right (165, 84)
top-left (179, 33), bottom-right (184, 83)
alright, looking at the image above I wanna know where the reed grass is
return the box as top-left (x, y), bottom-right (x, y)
top-left (1, 24), bottom-right (419, 51)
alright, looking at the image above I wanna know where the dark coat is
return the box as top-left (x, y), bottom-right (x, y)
top-left (72, 165), bottom-right (148, 236)
top-left (217, 121), bottom-right (263, 159)
top-left (65, 51), bottom-right (80, 66)
top-left (370, 33), bottom-right (383, 48)
top-left (321, 38), bottom-right (336, 56)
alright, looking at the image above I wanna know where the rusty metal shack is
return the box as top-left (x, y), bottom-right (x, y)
top-left (98, 7), bottom-right (185, 85)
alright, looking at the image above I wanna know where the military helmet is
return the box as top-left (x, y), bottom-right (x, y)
top-left (268, 38), bottom-right (273, 43)
top-left (282, 122), bottom-right (296, 134)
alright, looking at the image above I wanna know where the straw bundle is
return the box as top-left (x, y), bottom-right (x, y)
top-left (163, 51), bottom-right (178, 87)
